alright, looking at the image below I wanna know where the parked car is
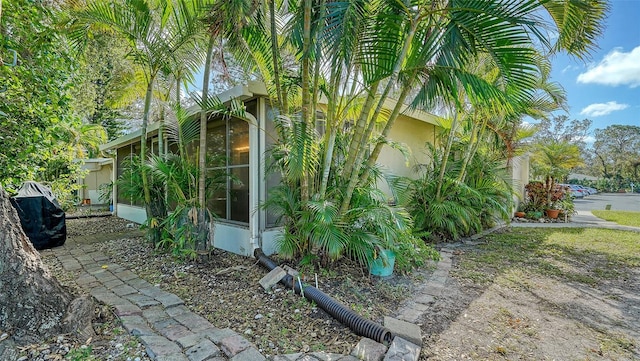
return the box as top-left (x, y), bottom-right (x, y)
top-left (559, 184), bottom-right (585, 198)
top-left (576, 185), bottom-right (590, 196)
top-left (577, 185), bottom-right (598, 195)
top-left (585, 187), bottom-right (598, 195)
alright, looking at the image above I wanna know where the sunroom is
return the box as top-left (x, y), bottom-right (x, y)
top-left (100, 82), bottom-right (445, 257)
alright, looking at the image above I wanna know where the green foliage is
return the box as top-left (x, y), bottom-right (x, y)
top-left (531, 140), bottom-right (583, 182)
top-left (116, 154), bottom-right (165, 208)
top-left (264, 116), bottom-right (438, 271)
top-left (65, 346), bottom-right (94, 361)
top-left (116, 101), bottom-right (233, 254)
top-left (50, 176), bottom-right (85, 211)
top-left (554, 197), bottom-right (575, 218)
top-left (98, 181), bottom-right (114, 205)
top-left (523, 181), bottom-right (549, 212)
top-left (591, 125), bottom-right (640, 184)
top-left (158, 205), bottom-right (214, 259)
top-left (402, 143), bottom-right (512, 241)
top-left (116, 153), bottom-right (166, 243)
top-left (69, 33), bottom-right (136, 140)
top-left (523, 181), bottom-right (572, 218)
top-left (0, 0), bottom-right (94, 193)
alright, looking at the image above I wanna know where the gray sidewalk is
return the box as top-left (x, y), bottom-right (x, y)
top-left (51, 241), bottom-right (260, 361)
top-left (511, 210), bottom-right (640, 233)
top-left (46, 232), bottom-right (422, 361)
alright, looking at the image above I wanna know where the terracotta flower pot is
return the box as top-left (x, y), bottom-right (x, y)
top-left (546, 209), bottom-right (560, 219)
top-left (514, 211), bottom-right (526, 218)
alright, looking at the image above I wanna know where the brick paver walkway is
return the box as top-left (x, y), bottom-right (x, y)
top-left (44, 229), bottom-right (422, 361)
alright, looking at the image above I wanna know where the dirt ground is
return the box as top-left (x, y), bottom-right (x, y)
top-left (420, 235), bottom-right (640, 360)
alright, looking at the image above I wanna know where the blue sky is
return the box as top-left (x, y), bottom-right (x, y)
top-left (549, 0), bottom-right (640, 134)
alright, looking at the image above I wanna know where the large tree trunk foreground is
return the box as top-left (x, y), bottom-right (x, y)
top-left (0, 186), bottom-right (93, 346)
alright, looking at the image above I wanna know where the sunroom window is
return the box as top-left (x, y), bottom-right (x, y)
top-left (206, 116), bottom-right (250, 224)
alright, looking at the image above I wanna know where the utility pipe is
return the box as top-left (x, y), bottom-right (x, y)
top-left (254, 248), bottom-right (393, 344)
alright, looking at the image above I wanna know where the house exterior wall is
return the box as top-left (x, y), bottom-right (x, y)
top-left (78, 160), bottom-right (113, 205)
top-left (510, 153), bottom-right (530, 211)
top-left (214, 223), bottom-right (252, 256)
top-left (115, 204), bottom-right (147, 224)
top-left (101, 83), bottom-right (446, 258)
top-left (103, 83), bottom-right (268, 256)
top-left (375, 114), bottom-right (437, 197)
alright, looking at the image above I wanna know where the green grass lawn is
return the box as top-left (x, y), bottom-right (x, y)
top-left (454, 228), bottom-right (640, 286)
top-left (591, 210), bottom-right (640, 227)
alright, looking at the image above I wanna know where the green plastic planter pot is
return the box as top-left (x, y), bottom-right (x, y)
top-left (370, 249), bottom-right (396, 277)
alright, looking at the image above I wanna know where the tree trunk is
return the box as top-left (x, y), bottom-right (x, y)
top-left (0, 187), bottom-right (93, 346)
top-left (199, 34), bottom-right (216, 209)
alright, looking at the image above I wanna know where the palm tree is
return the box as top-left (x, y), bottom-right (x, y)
top-left (66, 0), bottom-right (205, 215)
top-left (531, 140), bottom-right (584, 198)
top-left (207, 0), bottom-right (607, 261)
top-left (50, 122), bottom-right (108, 159)
top-left (234, 0), bottom-right (606, 207)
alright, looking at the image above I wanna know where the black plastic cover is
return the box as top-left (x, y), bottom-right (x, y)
top-left (10, 181), bottom-right (66, 249)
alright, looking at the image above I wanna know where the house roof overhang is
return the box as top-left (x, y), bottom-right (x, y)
top-left (100, 82), bottom-right (269, 152)
top-left (73, 157), bottom-right (114, 171)
top-left (98, 81), bottom-right (445, 151)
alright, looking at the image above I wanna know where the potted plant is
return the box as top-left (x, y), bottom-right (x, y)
top-left (545, 184), bottom-right (572, 219)
top-left (514, 203), bottom-right (526, 218)
top-left (545, 207), bottom-right (560, 219)
top-left (369, 247), bottom-right (396, 277)
top-left (555, 197), bottom-right (576, 219)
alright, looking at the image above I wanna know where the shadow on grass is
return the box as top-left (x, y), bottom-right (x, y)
top-left (451, 227), bottom-right (640, 357)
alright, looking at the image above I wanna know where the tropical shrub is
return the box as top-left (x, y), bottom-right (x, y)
top-left (147, 151), bottom-right (228, 257)
top-left (401, 144), bottom-right (513, 241)
top-left (523, 180), bottom-right (575, 219)
top-left (523, 181), bottom-right (549, 212)
top-left (116, 154), bottom-right (167, 243)
top-left (98, 181), bottom-right (114, 205)
top-left (158, 205), bottom-right (215, 259)
top-left (263, 116), bottom-right (438, 272)
top-left (524, 181), bottom-right (569, 209)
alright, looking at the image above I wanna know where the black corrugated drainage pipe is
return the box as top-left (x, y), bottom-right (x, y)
top-left (254, 248), bottom-right (393, 345)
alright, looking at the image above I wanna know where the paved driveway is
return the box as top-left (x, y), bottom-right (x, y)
top-left (574, 192), bottom-right (640, 213)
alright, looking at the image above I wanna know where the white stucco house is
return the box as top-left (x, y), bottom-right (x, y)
top-left (100, 82), bottom-right (528, 256)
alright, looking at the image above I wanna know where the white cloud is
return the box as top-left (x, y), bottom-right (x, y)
top-left (580, 101), bottom-right (629, 117)
top-left (561, 65), bottom-right (579, 74)
top-left (574, 135), bottom-right (596, 144)
top-left (577, 46), bottom-right (640, 87)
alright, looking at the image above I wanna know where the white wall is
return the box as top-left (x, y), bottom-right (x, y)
top-left (510, 153), bottom-right (530, 211)
top-left (213, 223), bottom-right (253, 256)
top-left (261, 228), bottom-right (284, 256)
top-left (79, 161), bottom-right (113, 204)
top-left (115, 204), bottom-right (147, 225)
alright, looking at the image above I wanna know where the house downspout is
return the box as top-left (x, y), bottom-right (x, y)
top-left (109, 158), bottom-right (116, 215)
top-left (246, 112), bottom-right (261, 252)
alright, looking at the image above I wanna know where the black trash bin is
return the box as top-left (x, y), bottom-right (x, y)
top-left (10, 181), bottom-right (66, 249)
